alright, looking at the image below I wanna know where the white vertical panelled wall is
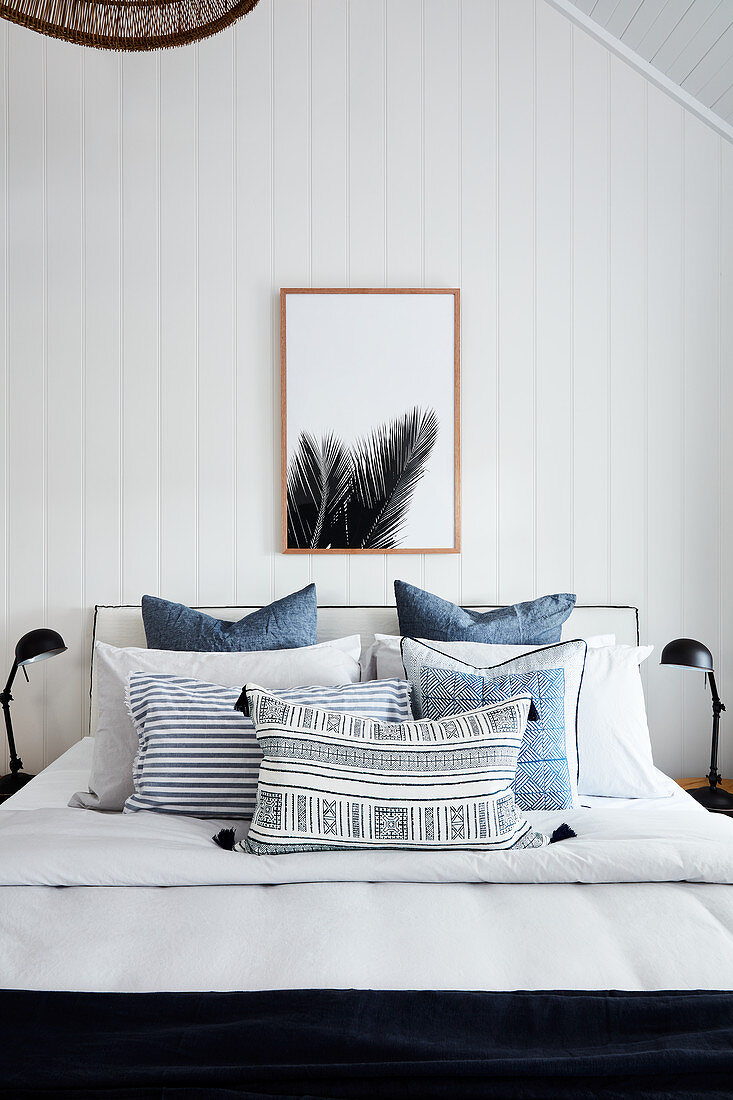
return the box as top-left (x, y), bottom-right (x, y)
top-left (0, 0), bottom-right (731, 781)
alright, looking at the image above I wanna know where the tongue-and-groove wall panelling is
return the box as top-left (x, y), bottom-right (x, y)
top-left (1, 0), bottom-right (732, 780)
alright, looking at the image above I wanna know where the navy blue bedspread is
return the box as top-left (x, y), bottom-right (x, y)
top-left (3, 988), bottom-right (733, 1099)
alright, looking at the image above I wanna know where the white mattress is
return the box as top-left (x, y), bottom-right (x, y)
top-left (2, 738), bottom-right (732, 995)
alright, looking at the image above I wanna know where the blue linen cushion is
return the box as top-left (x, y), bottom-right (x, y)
top-left (241, 684), bottom-right (549, 854)
top-left (142, 586), bottom-right (317, 652)
top-left (394, 580), bottom-right (576, 645)
top-left (124, 674), bottom-right (413, 819)
top-left (401, 637), bottom-right (588, 811)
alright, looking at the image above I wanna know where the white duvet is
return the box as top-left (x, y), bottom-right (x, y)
top-left (1, 738), bottom-right (732, 992)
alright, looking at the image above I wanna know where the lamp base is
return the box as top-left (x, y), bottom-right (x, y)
top-left (686, 783), bottom-right (733, 813)
top-left (0, 770), bottom-right (35, 798)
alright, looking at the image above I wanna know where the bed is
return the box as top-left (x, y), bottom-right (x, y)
top-left (1, 603), bottom-right (732, 1098)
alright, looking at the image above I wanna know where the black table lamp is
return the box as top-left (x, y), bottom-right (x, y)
top-left (0, 628), bottom-right (67, 797)
top-left (660, 637), bottom-right (733, 812)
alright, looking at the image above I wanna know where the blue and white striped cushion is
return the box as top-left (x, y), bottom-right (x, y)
top-left (124, 675), bottom-right (412, 819)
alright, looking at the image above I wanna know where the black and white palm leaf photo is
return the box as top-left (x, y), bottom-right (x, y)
top-left (287, 407), bottom-right (439, 550)
top-left (281, 289), bottom-right (460, 553)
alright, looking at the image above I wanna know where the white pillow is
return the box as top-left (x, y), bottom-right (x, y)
top-left (363, 633), bottom-right (616, 682)
top-left (69, 636), bottom-right (361, 812)
top-left (364, 635), bottom-right (665, 801)
top-left (577, 644), bottom-right (668, 798)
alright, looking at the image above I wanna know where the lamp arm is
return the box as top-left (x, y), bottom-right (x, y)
top-left (0, 659), bottom-right (23, 775)
top-left (706, 670), bottom-right (725, 789)
top-left (2, 658), bottom-right (18, 700)
top-left (708, 670), bottom-right (724, 708)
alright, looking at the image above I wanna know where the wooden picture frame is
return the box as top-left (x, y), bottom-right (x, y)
top-left (281, 288), bottom-right (460, 554)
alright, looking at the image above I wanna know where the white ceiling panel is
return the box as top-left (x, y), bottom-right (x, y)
top-left (636, 0), bottom-right (703, 62)
top-left (590, 0), bottom-right (627, 23)
top-left (712, 78), bottom-right (733, 119)
top-left (648, 0), bottom-right (725, 70)
top-left (620, 0), bottom-right (673, 50)
top-left (550, 0), bottom-right (733, 136)
top-left (694, 44), bottom-right (733, 103)
top-left (605, 1), bottom-right (649, 38)
top-left (683, 22), bottom-right (733, 95)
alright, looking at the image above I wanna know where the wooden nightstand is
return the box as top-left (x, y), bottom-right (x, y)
top-left (677, 778), bottom-right (733, 816)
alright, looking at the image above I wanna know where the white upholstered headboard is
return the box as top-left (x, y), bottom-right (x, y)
top-left (89, 603), bottom-right (639, 734)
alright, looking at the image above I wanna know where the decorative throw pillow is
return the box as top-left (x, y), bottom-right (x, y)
top-left (578, 644), bottom-right (670, 799)
top-left (417, 666), bottom-right (568, 811)
top-left (394, 581), bottom-right (575, 645)
top-left (124, 675), bottom-right (413, 819)
top-left (142, 585), bottom-right (317, 652)
top-left (240, 684), bottom-right (549, 854)
top-left (70, 636), bottom-right (362, 812)
top-left (401, 637), bottom-right (587, 810)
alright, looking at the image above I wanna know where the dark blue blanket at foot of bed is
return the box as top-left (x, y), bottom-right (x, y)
top-left (3, 988), bottom-right (733, 1100)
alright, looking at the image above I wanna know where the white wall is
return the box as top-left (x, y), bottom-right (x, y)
top-left (1, 0), bottom-right (731, 781)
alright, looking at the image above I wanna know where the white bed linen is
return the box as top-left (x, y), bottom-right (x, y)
top-left (1, 738), bottom-right (732, 993)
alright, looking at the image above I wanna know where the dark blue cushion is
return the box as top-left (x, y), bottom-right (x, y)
top-left (142, 586), bottom-right (317, 652)
top-left (394, 580), bottom-right (575, 645)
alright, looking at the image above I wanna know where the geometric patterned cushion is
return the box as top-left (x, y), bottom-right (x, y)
top-left (419, 666), bottom-right (572, 810)
top-left (124, 674), bottom-right (413, 820)
top-left (241, 684), bottom-right (550, 855)
top-left (401, 637), bottom-right (588, 811)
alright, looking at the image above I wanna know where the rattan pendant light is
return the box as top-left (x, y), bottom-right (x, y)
top-left (0, 0), bottom-right (262, 50)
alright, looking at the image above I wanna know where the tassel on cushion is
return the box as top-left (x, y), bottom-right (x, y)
top-left (549, 823), bottom-right (576, 844)
top-left (234, 687), bottom-right (249, 717)
top-left (212, 828), bottom-right (237, 851)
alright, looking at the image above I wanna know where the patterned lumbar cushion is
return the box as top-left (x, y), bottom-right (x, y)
top-left (240, 684), bottom-right (549, 854)
top-left (141, 585), bottom-right (317, 652)
top-left (124, 674), bottom-right (412, 819)
top-left (401, 637), bottom-right (587, 811)
top-left (394, 580), bottom-right (576, 645)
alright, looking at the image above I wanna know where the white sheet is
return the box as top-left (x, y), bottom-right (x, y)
top-left (2, 800), bottom-right (732, 888)
top-left (1, 738), bottom-right (732, 993)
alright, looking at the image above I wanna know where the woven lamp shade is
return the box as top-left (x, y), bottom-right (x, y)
top-left (0, 0), bottom-right (262, 50)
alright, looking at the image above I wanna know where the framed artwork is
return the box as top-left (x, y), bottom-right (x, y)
top-left (281, 288), bottom-right (460, 554)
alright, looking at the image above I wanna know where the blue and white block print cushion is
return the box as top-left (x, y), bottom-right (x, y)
top-left (240, 683), bottom-right (550, 854)
top-left (401, 637), bottom-right (588, 811)
top-left (124, 674), bottom-right (412, 819)
top-left (419, 666), bottom-right (572, 811)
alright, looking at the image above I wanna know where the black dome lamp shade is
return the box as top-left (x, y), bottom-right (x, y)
top-left (0, 628), bottom-right (67, 799)
top-left (0, 0), bottom-right (262, 52)
top-left (15, 628), bottom-right (67, 666)
top-left (659, 637), bottom-right (714, 673)
top-left (660, 638), bottom-right (733, 812)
